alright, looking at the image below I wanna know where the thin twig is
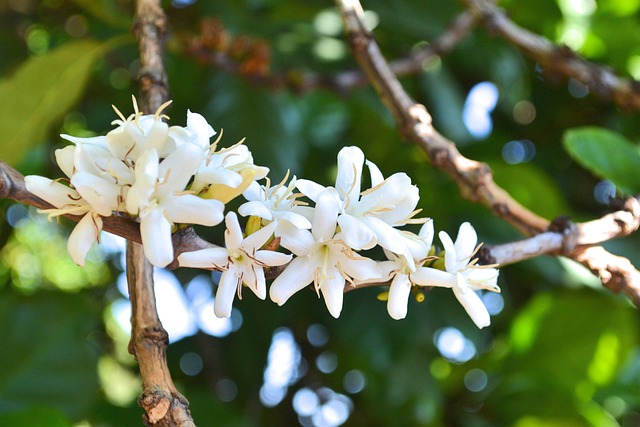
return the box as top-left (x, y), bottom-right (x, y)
top-left (462, 0), bottom-right (640, 110)
top-left (183, 11), bottom-right (477, 95)
top-left (130, 0), bottom-right (196, 426)
top-left (334, 0), bottom-right (640, 306)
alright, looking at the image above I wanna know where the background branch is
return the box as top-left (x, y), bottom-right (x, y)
top-left (463, 0), bottom-right (640, 110)
top-left (335, 0), bottom-right (640, 306)
top-left (183, 11), bottom-right (476, 95)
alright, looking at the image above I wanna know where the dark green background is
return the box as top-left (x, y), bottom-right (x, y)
top-left (1, 0), bottom-right (639, 426)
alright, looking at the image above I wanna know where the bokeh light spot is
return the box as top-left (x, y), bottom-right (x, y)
top-left (180, 352), bottom-right (204, 376)
top-left (307, 324), bottom-right (330, 347)
top-left (463, 82), bottom-right (499, 140)
top-left (294, 388), bottom-right (320, 416)
top-left (435, 327), bottom-right (477, 363)
top-left (342, 370), bottom-right (365, 394)
top-left (464, 368), bottom-right (488, 392)
top-left (512, 100), bottom-right (536, 125)
top-left (316, 351), bottom-right (338, 374)
top-left (502, 139), bottom-right (536, 164)
top-left (594, 180), bottom-right (616, 205)
top-left (216, 379), bottom-right (238, 402)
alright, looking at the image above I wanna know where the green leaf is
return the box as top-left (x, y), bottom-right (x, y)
top-left (492, 161), bottom-right (571, 220)
top-left (487, 289), bottom-right (637, 425)
top-left (0, 407), bottom-right (73, 427)
top-left (70, 0), bottom-right (131, 28)
top-left (0, 40), bottom-right (108, 166)
top-left (0, 291), bottom-right (100, 419)
top-left (562, 127), bottom-right (640, 194)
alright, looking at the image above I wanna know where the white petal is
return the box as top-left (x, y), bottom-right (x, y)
top-left (255, 250), bottom-right (292, 267)
top-left (312, 188), bottom-right (340, 241)
top-left (366, 159), bottom-right (384, 187)
top-left (140, 208), bottom-right (174, 267)
top-left (276, 210), bottom-right (312, 229)
top-left (277, 222), bottom-right (315, 256)
top-left (439, 231), bottom-right (457, 273)
top-left (361, 216), bottom-right (406, 254)
top-left (238, 200), bottom-right (273, 220)
top-left (243, 220), bottom-right (277, 251)
top-left (178, 247), bottom-right (229, 269)
top-left (453, 273), bottom-right (490, 328)
top-left (55, 145), bottom-right (76, 178)
top-left (249, 267), bottom-right (267, 300)
top-left (337, 214), bottom-right (376, 250)
top-left (335, 146), bottom-right (364, 202)
top-left (379, 186), bottom-right (420, 225)
top-left (466, 268), bottom-right (500, 292)
top-left (71, 172), bottom-right (120, 216)
top-left (419, 220), bottom-right (435, 244)
top-left (143, 120), bottom-right (170, 155)
top-left (163, 194), bottom-right (224, 226)
top-left (351, 260), bottom-right (396, 285)
top-left (241, 181), bottom-right (263, 201)
top-left (320, 270), bottom-right (345, 318)
top-left (187, 110), bottom-right (215, 147)
top-left (252, 165), bottom-right (269, 180)
top-left (197, 166), bottom-right (244, 188)
top-left (223, 212), bottom-right (244, 250)
top-left (411, 267), bottom-right (455, 288)
top-left (106, 122), bottom-right (145, 161)
top-left (214, 270), bottom-right (239, 318)
top-left (270, 256), bottom-right (316, 305)
top-left (60, 134), bottom-right (108, 148)
top-left (135, 148), bottom-right (160, 184)
top-left (25, 176), bottom-right (83, 209)
top-left (455, 222), bottom-right (478, 261)
top-left (339, 253), bottom-right (381, 282)
top-left (387, 274), bottom-right (412, 320)
top-left (295, 179), bottom-right (325, 202)
top-left (67, 213), bottom-right (101, 266)
top-left (157, 142), bottom-right (203, 196)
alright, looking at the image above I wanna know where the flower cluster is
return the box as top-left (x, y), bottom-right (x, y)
top-left (27, 99), bottom-right (500, 328)
top-left (26, 97), bottom-right (265, 267)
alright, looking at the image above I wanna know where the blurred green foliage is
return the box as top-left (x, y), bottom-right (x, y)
top-left (0, 0), bottom-right (639, 426)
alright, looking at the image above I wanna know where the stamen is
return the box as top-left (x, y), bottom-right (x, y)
top-left (111, 105), bottom-right (127, 123)
top-left (263, 176), bottom-right (272, 197)
top-left (274, 170), bottom-right (292, 208)
top-left (237, 272), bottom-right (244, 299)
top-left (210, 128), bottom-right (224, 153)
top-left (360, 178), bottom-right (387, 196)
top-left (216, 137), bottom-right (246, 155)
top-left (336, 262), bottom-right (353, 285)
top-left (154, 100), bottom-right (173, 121)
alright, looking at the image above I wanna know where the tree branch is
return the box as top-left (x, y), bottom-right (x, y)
top-left (183, 11), bottom-right (476, 95)
top-left (130, 1), bottom-right (195, 425)
top-left (335, 0), bottom-right (640, 306)
top-left (462, 0), bottom-right (640, 110)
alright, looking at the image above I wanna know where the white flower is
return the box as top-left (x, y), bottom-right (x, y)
top-left (24, 176), bottom-right (103, 266)
top-left (412, 222), bottom-right (500, 328)
top-left (238, 172), bottom-right (313, 245)
top-left (103, 98), bottom-right (216, 164)
top-left (178, 212), bottom-right (292, 318)
top-left (58, 136), bottom-right (134, 187)
top-left (350, 220), bottom-right (436, 320)
top-left (126, 143), bottom-right (225, 267)
top-left (270, 188), bottom-right (381, 318)
top-left (192, 142), bottom-right (270, 203)
top-left (296, 146), bottom-right (423, 261)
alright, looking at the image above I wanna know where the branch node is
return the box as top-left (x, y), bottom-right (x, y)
top-left (140, 391), bottom-right (171, 424)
